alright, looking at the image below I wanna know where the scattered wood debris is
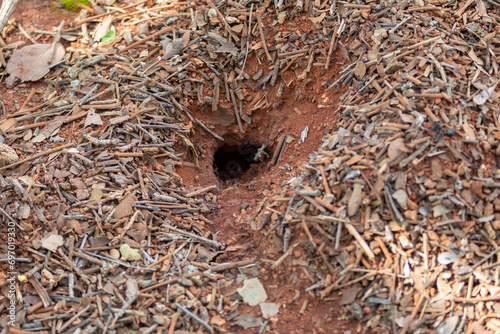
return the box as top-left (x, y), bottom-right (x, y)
top-left (0, 0), bottom-right (500, 332)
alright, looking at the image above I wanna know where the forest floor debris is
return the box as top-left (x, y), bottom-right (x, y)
top-left (1, 0), bottom-right (500, 333)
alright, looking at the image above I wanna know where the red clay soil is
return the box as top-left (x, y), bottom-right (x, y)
top-left (0, 1), bottom-right (358, 333)
top-left (174, 57), bottom-right (358, 333)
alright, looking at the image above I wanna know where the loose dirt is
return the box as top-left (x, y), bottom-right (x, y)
top-left (170, 54), bottom-right (355, 334)
top-left (0, 1), bottom-right (356, 333)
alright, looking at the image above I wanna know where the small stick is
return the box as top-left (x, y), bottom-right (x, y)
top-left (84, 134), bottom-right (120, 146)
top-left (206, 0), bottom-right (239, 42)
top-left (400, 294), bottom-right (425, 334)
top-left (360, 171), bottom-right (382, 201)
top-left (212, 77), bottom-right (220, 112)
top-left (297, 53), bottom-right (314, 80)
top-left (77, 2), bottom-right (96, 14)
top-left (342, 3), bottom-right (372, 9)
top-left (256, 13), bottom-right (272, 62)
top-left (271, 243), bottom-right (298, 269)
top-left (169, 97), bottom-right (224, 141)
top-left (345, 223), bottom-right (375, 259)
top-left (9, 329), bottom-right (48, 334)
top-left (319, 166), bottom-right (332, 196)
top-left (279, 54), bottom-right (301, 75)
top-left (423, 233), bottom-right (429, 271)
top-left (68, 273), bottom-right (74, 298)
top-left (114, 152), bottom-right (143, 157)
top-left (57, 248), bottom-right (91, 286)
top-left (229, 88), bottom-right (244, 132)
top-left (57, 304), bottom-right (91, 333)
top-left (453, 295), bottom-right (500, 303)
top-left (20, 88), bottom-right (36, 110)
top-left (223, 72), bottom-right (231, 102)
top-left (0, 0), bottom-right (20, 33)
top-left (329, 271), bottom-right (377, 293)
top-left (17, 23), bottom-right (37, 44)
top-left (27, 247), bottom-right (70, 270)
top-left (118, 26), bottom-right (172, 53)
top-left (162, 222), bottom-right (225, 250)
top-left (317, 243), bottom-right (336, 275)
top-left (142, 252), bottom-right (172, 272)
top-left (77, 84), bottom-right (99, 106)
top-left (389, 15), bottom-right (412, 34)
top-left (258, 321), bottom-right (269, 334)
top-left (73, 251), bottom-right (105, 266)
top-left (278, 48), bottom-right (308, 58)
top-left (115, 3), bottom-right (189, 20)
top-left (48, 20), bottom-right (64, 65)
top-left (167, 315), bottom-right (178, 334)
top-left (301, 220), bottom-right (316, 245)
top-left (118, 211), bottom-right (140, 239)
top-left (325, 24), bottom-right (338, 69)
top-left (302, 195), bottom-right (326, 213)
top-left (210, 259), bottom-right (256, 272)
top-left (239, 4), bottom-right (254, 76)
top-left (138, 169), bottom-right (149, 200)
top-left (374, 236), bottom-right (393, 265)
top-left (425, 50), bottom-right (447, 83)
top-left (186, 185), bottom-right (217, 197)
top-left (28, 276), bottom-right (51, 307)
top-left (174, 302), bottom-right (213, 333)
top-left (0, 142), bottom-right (73, 171)
top-left (26, 301), bottom-right (44, 314)
top-left (140, 271), bottom-right (201, 293)
top-left (454, 0), bottom-right (475, 17)
top-left (26, 55), bottom-right (69, 81)
top-left (75, 0), bottom-right (149, 25)
top-left (271, 135), bottom-right (287, 165)
top-left (110, 291), bottom-right (140, 328)
top-left (248, 197), bottom-right (267, 223)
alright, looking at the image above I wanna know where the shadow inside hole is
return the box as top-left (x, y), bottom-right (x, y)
top-left (213, 143), bottom-right (262, 181)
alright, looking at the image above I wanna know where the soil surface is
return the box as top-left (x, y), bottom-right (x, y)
top-left (0, 1), bottom-right (356, 333)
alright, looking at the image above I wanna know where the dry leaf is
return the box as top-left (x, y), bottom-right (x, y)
top-left (0, 118), bottom-right (18, 133)
top-left (114, 195), bottom-right (136, 219)
top-left (93, 16), bottom-right (113, 41)
top-left (388, 138), bottom-right (408, 160)
top-left (277, 12), bottom-right (287, 24)
top-left (32, 117), bottom-right (64, 143)
top-left (462, 120), bottom-right (476, 140)
top-left (42, 234), bottom-right (64, 252)
top-left (348, 184), bottom-right (363, 216)
top-left (354, 61), bottom-right (366, 79)
top-left (468, 49), bottom-right (484, 65)
top-left (6, 43), bottom-right (65, 84)
top-left (84, 108), bottom-right (103, 128)
top-left (309, 12), bottom-right (326, 24)
top-left (345, 155), bottom-right (363, 166)
top-left (0, 143), bottom-right (19, 166)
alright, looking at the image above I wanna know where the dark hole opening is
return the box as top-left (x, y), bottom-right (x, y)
top-left (213, 143), bottom-right (262, 181)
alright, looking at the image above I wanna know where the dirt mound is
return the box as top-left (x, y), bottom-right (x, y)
top-left (1, 0), bottom-right (500, 333)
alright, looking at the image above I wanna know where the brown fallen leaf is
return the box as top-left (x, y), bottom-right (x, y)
top-left (388, 138), bottom-right (408, 161)
top-left (6, 43), bottom-right (65, 85)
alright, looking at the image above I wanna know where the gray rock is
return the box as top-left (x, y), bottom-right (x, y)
top-left (437, 252), bottom-right (458, 265)
top-left (230, 314), bottom-right (263, 329)
top-left (237, 278), bottom-right (267, 306)
top-left (259, 302), bottom-right (279, 319)
top-left (437, 315), bottom-right (459, 334)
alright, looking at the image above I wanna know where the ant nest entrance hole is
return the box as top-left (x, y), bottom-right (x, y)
top-left (213, 140), bottom-right (268, 183)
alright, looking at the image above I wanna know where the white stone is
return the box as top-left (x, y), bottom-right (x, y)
top-left (237, 278), bottom-right (268, 306)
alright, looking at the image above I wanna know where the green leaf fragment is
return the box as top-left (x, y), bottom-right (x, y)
top-left (101, 30), bottom-right (116, 43)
